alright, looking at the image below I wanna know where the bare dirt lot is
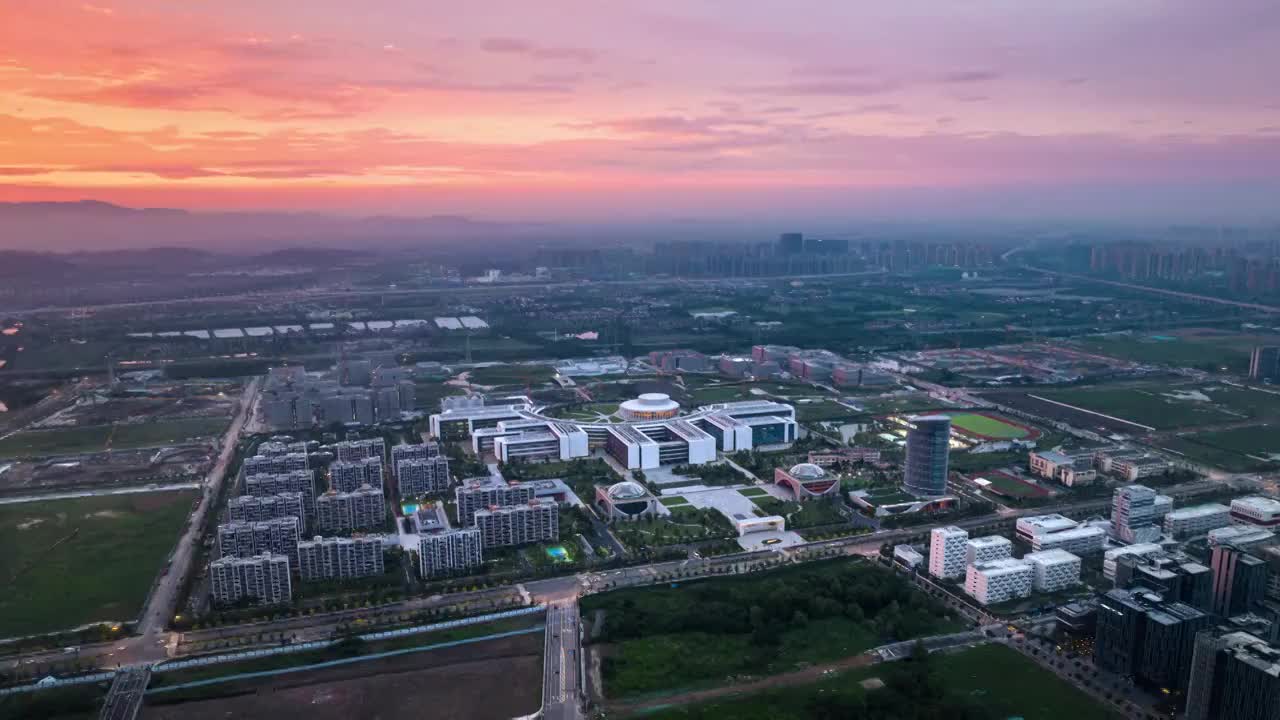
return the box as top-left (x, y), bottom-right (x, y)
top-left (142, 631), bottom-right (543, 720)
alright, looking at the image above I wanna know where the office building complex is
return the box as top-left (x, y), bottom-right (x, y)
top-left (1114, 553), bottom-right (1213, 612)
top-left (419, 529), bottom-right (484, 577)
top-left (965, 558), bottom-right (1033, 605)
top-left (473, 499), bottom-right (559, 549)
top-left (1112, 484), bottom-right (1161, 544)
top-left (1033, 525), bottom-right (1108, 555)
top-left (455, 478), bottom-right (537, 526)
top-left (296, 535), bottom-right (384, 582)
top-left (315, 485), bottom-right (386, 534)
top-left (330, 456), bottom-right (383, 493)
top-left (1094, 588), bottom-right (1208, 691)
top-left (1186, 630), bottom-right (1280, 720)
top-left (1212, 543), bottom-right (1268, 617)
top-left (210, 553), bottom-right (292, 607)
top-left (217, 516), bottom-right (302, 569)
top-left (397, 456), bottom-right (451, 498)
top-left (1024, 549), bottom-right (1082, 592)
top-left (1164, 503), bottom-right (1231, 539)
top-left (903, 415), bottom-right (951, 497)
top-left (965, 535), bottom-right (1012, 566)
top-left (1230, 496), bottom-right (1280, 528)
top-left (227, 492), bottom-right (307, 531)
top-left (928, 526), bottom-right (969, 580)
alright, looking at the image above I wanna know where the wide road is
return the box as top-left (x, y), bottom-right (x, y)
top-left (542, 600), bottom-right (584, 720)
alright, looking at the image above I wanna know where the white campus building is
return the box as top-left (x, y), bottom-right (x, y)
top-left (1031, 525), bottom-right (1108, 555)
top-left (1163, 504), bottom-right (1231, 539)
top-left (1023, 549), bottom-right (1082, 592)
top-left (929, 526), bottom-right (969, 580)
top-left (1230, 496), bottom-right (1280, 528)
top-left (965, 558), bottom-right (1034, 605)
top-left (966, 535), bottom-right (1013, 566)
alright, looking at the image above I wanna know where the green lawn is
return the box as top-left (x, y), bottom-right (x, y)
top-left (795, 401), bottom-right (861, 423)
top-left (737, 487), bottom-right (770, 498)
top-left (644, 644), bottom-right (1114, 720)
top-left (659, 496), bottom-right (690, 507)
top-left (1081, 335), bottom-right (1251, 373)
top-left (0, 418), bottom-right (227, 459)
top-left (585, 560), bottom-right (962, 699)
top-left (0, 491), bottom-right (197, 637)
top-left (1160, 424), bottom-right (1280, 472)
top-left (948, 412), bottom-right (1031, 439)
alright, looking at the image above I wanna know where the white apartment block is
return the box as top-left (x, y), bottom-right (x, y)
top-left (419, 528), bottom-right (484, 577)
top-left (397, 456), bottom-right (451, 499)
top-left (227, 492), bottom-right (307, 530)
top-left (474, 499), bottom-right (559, 549)
top-left (456, 480), bottom-right (536, 526)
top-left (210, 553), bottom-right (292, 606)
top-left (929, 526), bottom-right (969, 580)
top-left (330, 456), bottom-right (384, 493)
top-left (1031, 525), bottom-right (1107, 554)
top-left (217, 516), bottom-right (302, 569)
top-left (315, 485), bottom-right (386, 534)
top-left (244, 470), bottom-right (316, 521)
top-left (296, 535), bottom-right (384, 581)
top-left (1163, 503), bottom-right (1231, 539)
top-left (334, 437), bottom-right (386, 462)
top-left (965, 558), bottom-right (1033, 605)
top-left (243, 452), bottom-right (309, 476)
top-left (1023, 549), bottom-right (1082, 593)
top-left (391, 442), bottom-right (440, 476)
top-left (966, 535), bottom-right (1013, 566)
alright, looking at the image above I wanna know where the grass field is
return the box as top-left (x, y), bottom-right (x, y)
top-left (794, 400), bottom-right (861, 423)
top-left (737, 487), bottom-right (770, 498)
top-left (643, 644), bottom-right (1113, 720)
top-left (1030, 387), bottom-right (1236, 430)
top-left (659, 496), bottom-right (690, 507)
top-left (0, 417), bottom-right (227, 459)
top-left (1160, 424), bottom-right (1280, 471)
top-left (0, 491), bottom-right (196, 637)
top-left (947, 412), bottom-right (1032, 439)
top-left (978, 472), bottom-right (1049, 498)
top-left (585, 560), bottom-right (961, 699)
top-left (1081, 335), bottom-right (1251, 373)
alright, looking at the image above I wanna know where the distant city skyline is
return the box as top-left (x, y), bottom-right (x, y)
top-left (1, 1), bottom-right (1279, 221)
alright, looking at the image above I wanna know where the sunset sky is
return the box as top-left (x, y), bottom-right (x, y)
top-left (2, 1), bottom-right (1279, 219)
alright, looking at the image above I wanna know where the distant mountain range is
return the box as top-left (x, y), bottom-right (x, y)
top-left (0, 200), bottom-right (537, 253)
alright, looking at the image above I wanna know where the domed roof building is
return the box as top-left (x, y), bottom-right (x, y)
top-left (774, 461), bottom-right (840, 501)
top-left (595, 480), bottom-right (659, 520)
top-left (618, 393), bottom-right (681, 421)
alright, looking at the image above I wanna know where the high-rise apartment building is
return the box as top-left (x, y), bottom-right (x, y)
top-left (227, 492), bottom-right (307, 531)
top-left (209, 553), bottom-right (292, 606)
top-left (903, 415), bottom-right (951, 497)
top-left (296, 535), bottom-right (384, 581)
top-left (243, 452), bottom-right (309, 477)
top-left (455, 479), bottom-right (537, 526)
top-left (334, 437), bottom-right (386, 462)
top-left (419, 529), bottom-right (484, 577)
top-left (473, 499), bottom-right (559, 549)
top-left (217, 516), bottom-right (302, 569)
top-left (315, 485), bottom-right (386, 534)
top-left (330, 456), bottom-right (384, 493)
top-left (397, 456), bottom-right (451, 499)
top-left (390, 442), bottom-right (440, 475)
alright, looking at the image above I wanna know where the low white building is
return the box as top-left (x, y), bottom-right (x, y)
top-left (1032, 525), bottom-right (1107, 555)
top-left (1162, 503), bottom-right (1231, 539)
top-left (1023, 549), bottom-right (1082, 592)
top-left (1230, 496), bottom-right (1280, 528)
top-left (1015, 514), bottom-right (1078, 544)
top-left (965, 535), bottom-right (1013, 566)
top-left (965, 558), bottom-right (1033, 605)
top-left (1103, 542), bottom-right (1164, 580)
top-left (893, 545), bottom-right (924, 569)
top-left (929, 526), bottom-right (969, 580)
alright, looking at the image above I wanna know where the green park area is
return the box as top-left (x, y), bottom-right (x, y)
top-left (583, 560), bottom-right (963, 699)
top-left (0, 490), bottom-right (197, 637)
top-left (0, 417), bottom-right (228, 459)
top-left (947, 412), bottom-right (1032, 439)
top-left (643, 644), bottom-right (1113, 720)
top-left (794, 400), bottom-right (861, 423)
top-left (659, 496), bottom-right (690, 507)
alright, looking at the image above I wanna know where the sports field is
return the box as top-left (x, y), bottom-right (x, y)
top-left (947, 412), bottom-right (1034, 440)
top-left (977, 472), bottom-right (1049, 499)
top-left (0, 490), bottom-right (196, 637)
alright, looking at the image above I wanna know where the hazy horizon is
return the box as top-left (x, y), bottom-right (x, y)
top-left (2, 1), bottom-right (1279, 225)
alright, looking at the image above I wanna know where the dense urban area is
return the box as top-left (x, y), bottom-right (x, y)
top-left (5, 227), bottom-right (1280, 720)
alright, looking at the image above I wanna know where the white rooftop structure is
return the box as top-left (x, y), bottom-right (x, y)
top-left (460, 316), bottom-right (489, 329)
top-left (1230, 496), bottom-right (1280, 527)
top-left (1016, 514), bottom-right (1079, 542)
top-left (1103, 542), bottom-right (1164, 580)
top-left (434, 317), bottom-right (464, 330)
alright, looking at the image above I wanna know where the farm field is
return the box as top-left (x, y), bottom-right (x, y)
top-left (583, 560), bottom-right (962, 699)
top-left (0, 491), bottom-right (197, 637)
top-left (1079, 335), bottom-right (1251, 373)
top-left (1019, 387), bottom-right (1236, 431)
top-left (947, 412), bottom-right (1034, 439)
top-left (0, 418), bottom-right (226, 459)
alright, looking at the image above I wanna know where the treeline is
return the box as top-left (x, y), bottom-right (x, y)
top-left (589, 561), bottom-right (956, 647)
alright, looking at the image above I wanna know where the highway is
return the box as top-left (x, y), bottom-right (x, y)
top-left (542, 601), bottom-right (584, 720)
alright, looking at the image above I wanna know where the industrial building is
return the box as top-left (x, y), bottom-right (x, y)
top-left (419, 529), bottom-right (484, 577)
top-left (965, 558), bottom-right (1033, 605)
top-left (396, 456), bottom-right (451, 498)
top-left (903, 415), bottom-right (951, 497)
top-left (1023, 549), bottom-right (1082, 592)
top-left (210, 553), bottom-right (292, 607)
top-left (928, 526), bottom-right (968, 580)
top-left (473, 499), bottom-right (559, 549)
top-left (296, 535), bottom-right (384, 581)
top-left (315, 485), bottom-right (386, 534)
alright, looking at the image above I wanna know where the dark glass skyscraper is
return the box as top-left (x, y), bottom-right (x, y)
top-left (903, 414), bottom-right (951, 497)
